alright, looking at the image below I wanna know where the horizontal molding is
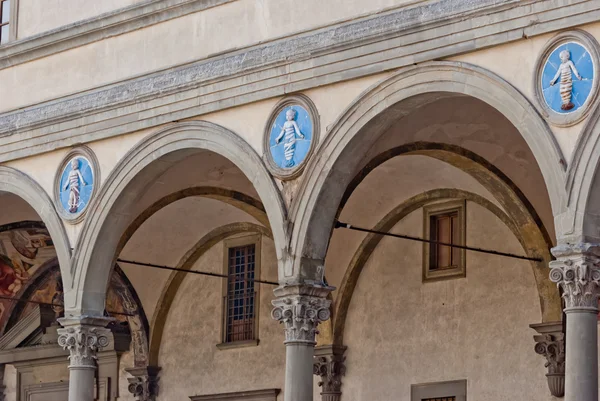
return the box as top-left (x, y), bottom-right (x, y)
top-left (0, 0), bottom-right (598, 162)
top-left (0, 0), bottom-right (235, 69)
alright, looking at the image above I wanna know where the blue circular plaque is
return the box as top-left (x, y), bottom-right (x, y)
top-left (541, 42), bottom-right (595, 114)
top-left (268, 105), bottom-right (313, 170)
top-left (58, 156), bottom-right (94, 216)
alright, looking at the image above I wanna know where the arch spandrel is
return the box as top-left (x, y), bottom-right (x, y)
top-left (68, 121), bottom-right (288, 317)
top-left (288, 61), bottom-right (567, 283)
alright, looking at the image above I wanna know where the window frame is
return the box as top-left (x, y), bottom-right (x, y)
top-left (411, 379), bottom-right (467, 401)
top-left (422, 200), bottom-right (466, 282)
top-left (0, 0), bottom-right (18, 45)
top-left (217, 234), bottom-right (262, 350)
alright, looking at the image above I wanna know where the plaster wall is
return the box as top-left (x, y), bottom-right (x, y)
top-left (157, 234), bottom-right (284, 400)
top-left (338, 203), bottom-right (550, 401)
top-left (119, 197), bottom-right (261, 324)
top-left (0, 0), bottom-right (408, 113)
top-left (0, 193), bottom-right (38, 225)
top-left (16, 0), bottom-right (146, 38)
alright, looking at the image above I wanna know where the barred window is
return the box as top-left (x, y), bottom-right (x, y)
top-left (0, 0), bottom-right (10, 45)
top-left (224, 244), bottom-right (256, 343)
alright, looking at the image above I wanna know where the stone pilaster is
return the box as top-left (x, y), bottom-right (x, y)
top-left (313, 345), bottom-right (346, 401)
top-left (549, 243), bottom-right (600, 401)
top-left (530, 322), bottom-right (565, 397)
top-left (126, 366), bottom-right (161, 401)
top-left (57, 317), bottom-right (113, 401)
top-left (272, 284), bottom-right (333, 401)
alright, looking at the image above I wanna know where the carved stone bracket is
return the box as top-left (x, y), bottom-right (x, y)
top-left (57, 317), bottom-right (112, 369)
top-left (314, 345), bottom-right (347, 401)
top-left (550, 243), bottom-right (600, 310)
top-left (531, 322), bottom-right (565, 397)
top-left (271, 285), bottom-right (333, 345)
top-left (126, 366), bottom-right (161, 401)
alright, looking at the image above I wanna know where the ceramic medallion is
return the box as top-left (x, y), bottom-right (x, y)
top-left (535, 31), bottom-right (600, 127)
top-left (263, 94), bottom-right (320, 179)
top-left (54, 146), bottom-right (99, 223)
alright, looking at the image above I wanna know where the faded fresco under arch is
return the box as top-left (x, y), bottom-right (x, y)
top-left (0, 221), bottom-right (150, 366)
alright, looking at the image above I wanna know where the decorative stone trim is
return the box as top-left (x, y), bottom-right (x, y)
top-left (190, 388), bottom-right (280, 401)
top-left (549, 243), bottom-right (600, 310)
top-left (53, 145), bottom-right (100, 224)
top-left (126, 366), bottom-right (161, 401)
top-left (533, 30), bottom-right (600, 127)
top-left (262, 94), bottom-right (320, 180)
top-left (530, 322), bottom-right (565, 397)
top-left (314, 345), bottom-right (347, 401)
top-left (271, 285), bottom-right (333, 345)
top-left (1, 0), bottom-right (598, 163)
top-left (57, 325), bottom-right (110, 368)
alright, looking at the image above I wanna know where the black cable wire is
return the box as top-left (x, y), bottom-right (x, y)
top-left (334, 220), bottom-right (543, 262)
top-left (116, 258), bottom-right (279, 286)
top-left (0, 294), bottom-right (135, 317)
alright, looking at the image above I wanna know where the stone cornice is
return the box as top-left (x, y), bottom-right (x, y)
top-left (0, 0), bottom-right (234, 70)
top-left (1, 0), bottom-right (599, 162)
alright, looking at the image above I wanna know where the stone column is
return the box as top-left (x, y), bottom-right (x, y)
top-left (313, 345), bottom-right (347, 401)
top-left (126, 366), bottom-right (161, 401)
top-left (549, 243), bottom-right (600, 401)
top-left (57, 317), bottom-right (112, 401)
top-left (530, 322), bottom-right (565, 397)
top-left (272, 285), bottom-right (333, 401)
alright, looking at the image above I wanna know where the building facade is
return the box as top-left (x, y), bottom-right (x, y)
top-left (0, 1), bottom-right (600, 400)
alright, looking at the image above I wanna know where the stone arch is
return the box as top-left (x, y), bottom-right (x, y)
top-left (289, 61), bottom-right (565, 284)
top-left (564, 107), bottom-right (600, 243)
top-left (68, 121), bottom-right (287, 317)
top-left (331, 188), bottom-right (557, 346)
top-left (0, 166), bottom-right (71, 285)
top-left (147, 222), bottom-right (272, 365)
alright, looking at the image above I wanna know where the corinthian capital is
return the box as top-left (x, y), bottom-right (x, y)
top-left (549, 243), bottom-right (600, 310)
top-left (314, 345), bottom-right (347, 401)
top-left (271, 285), bottom-right (333, 344)
top-left (57, 317), bottom-right (112, 368)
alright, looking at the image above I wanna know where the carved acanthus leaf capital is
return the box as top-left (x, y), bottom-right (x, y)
top-left (57, 325), bottom-right (111, 368)
top-left (271, 286), bottom-right (332, 344)
top-left (126, 366), bottom-right (161, 401)
top-left (313, 345), bottom-right (347, 395)
top-left (550, 243), bottom-right (600, 310)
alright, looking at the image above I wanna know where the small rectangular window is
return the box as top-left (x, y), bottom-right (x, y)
top-left (423, 200), bottom-right (466, 282)
top-left (411, 380), bottom-right (466, 401)
top-left (0, 0), bottom-right (10, 45)
top-left (225, 244), bottom-right (256, 343)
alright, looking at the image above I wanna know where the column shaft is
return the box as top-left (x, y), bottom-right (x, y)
top-left (565, 309), bottom-right (598, 401)
top-left (68, 366), bottom-right (96, 401)
top-left (550, 243), bottom-right (600, 401)
top-left (285, 343), bottom-right (315, 401)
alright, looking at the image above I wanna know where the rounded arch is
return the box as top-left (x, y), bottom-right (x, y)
top-left (0, 166), bottom-right (71, 285)
top-left (290, 61), bottom-right (565, 283)
top-left (147, 222), bottom-right (272, 365)
top-left (331, 188), bottom-right (557, 346)
top-left (564, 106), bottom-right (600, 243)
top-left (68, 121), bottom-right (287, 316)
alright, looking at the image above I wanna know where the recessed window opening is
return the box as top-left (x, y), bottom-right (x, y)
top-left (224, 244), bottom-right (256, 343)
top-left (0, 0), bottom-right (10, 45)
top-left (429, 211), bottom-right (461, 271)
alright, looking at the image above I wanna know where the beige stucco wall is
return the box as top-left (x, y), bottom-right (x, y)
top-left (337, 203), bottom-right (549, 401)
top-left (16, 0), bottom-right (146, 38)
top-left (156, 234), bottom-right (284, 400)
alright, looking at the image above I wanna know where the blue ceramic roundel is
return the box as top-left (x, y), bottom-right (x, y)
top-left (268, 105), bottom-right (313, 169)
top-left (541, 42), bottom-right (595, 114)
top-left (58, 156), bottom-right (94, 215)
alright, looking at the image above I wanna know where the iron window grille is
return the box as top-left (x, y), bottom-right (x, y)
top-left (223, 244), bottom-right (257, 343)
